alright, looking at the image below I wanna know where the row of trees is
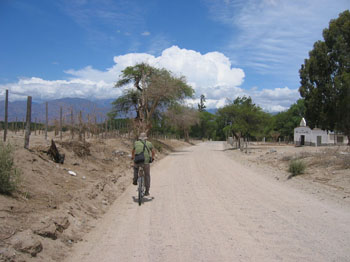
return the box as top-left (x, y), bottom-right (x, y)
top-left (110, 62), bottom-right (303, 142)
top-left (190, 96), bottom-right (305, 142)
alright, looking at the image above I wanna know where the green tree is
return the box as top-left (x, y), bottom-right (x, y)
top-left (112, 63), bottom-right (194, 135)
top-left (191, 111), bottom-right (218, 140)
top-left (299, 10), bottom-right (350, 144)
top-left (271, 99), bottom-right (305, 141)
top-left (217, 96), bottom-right (270, 142)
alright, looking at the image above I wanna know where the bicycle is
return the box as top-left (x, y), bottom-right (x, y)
top-left (137, 166), bottom-right (146, 206)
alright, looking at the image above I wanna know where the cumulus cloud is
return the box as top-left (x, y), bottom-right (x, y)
top-left (0, 45), bottom-right (299, 111)
top-left (249, 86), bottom-right (300, 112)
top-left (1, 46), bottom-right (245, 104)
top-left (0, 77), bottom-right (122, 102)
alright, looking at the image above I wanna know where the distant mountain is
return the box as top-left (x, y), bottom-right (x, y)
top-left (0, 98), bottom-right (227, 122)
top-left (0, 98), bottom-right (115, 122)
top-left (205, 108), bottom-right (218, 114)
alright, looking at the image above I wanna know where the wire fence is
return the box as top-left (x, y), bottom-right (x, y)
top-left (1, 90), bottom-right (180, 148)
top-left (1, 90), bottom-right (135, 148)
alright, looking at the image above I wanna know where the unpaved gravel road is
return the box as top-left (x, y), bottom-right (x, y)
top-left (66, 142), bottom-right (350, 262)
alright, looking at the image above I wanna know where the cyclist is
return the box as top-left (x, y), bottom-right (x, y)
top-left (131, 132), bottom-right (155, 196)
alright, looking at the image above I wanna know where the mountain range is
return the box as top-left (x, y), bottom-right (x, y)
top-left (0, 97), bottom-right (222, 123)
top-left (0, 98), bottom-right (115, 123)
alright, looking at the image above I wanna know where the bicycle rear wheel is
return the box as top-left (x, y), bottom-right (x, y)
top-left (138, 176), bottom-right (144, 206)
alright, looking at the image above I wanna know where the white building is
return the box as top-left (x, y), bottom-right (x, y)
top-left (294, 118), bottom-right (348, 146)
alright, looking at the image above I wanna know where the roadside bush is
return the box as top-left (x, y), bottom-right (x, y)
top-left (288, 159), bottom-right (306, 178)
top-left (149, 139), bottom-right (163, 153)
top-left (0, 142), bottom-right (21, 195)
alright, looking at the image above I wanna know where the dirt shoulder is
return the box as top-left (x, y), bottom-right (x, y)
top-left (0, 131), bottom-right (190, 262)
top-left (224, 142), bottom-right (350, 205)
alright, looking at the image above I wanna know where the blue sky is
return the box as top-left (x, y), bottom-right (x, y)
top-left (0, 0), bottom-right (349, 111)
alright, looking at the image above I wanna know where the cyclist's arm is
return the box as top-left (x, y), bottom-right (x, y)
top-left (131, 149), bottom-right (135, 160)
top-left (151, 149), bottom-right (155, 160)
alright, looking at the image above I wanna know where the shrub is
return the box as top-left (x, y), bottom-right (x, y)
top-left (0, 142), bottom-right (21, 195)
top-left (288, 159), bottom-right (306, 178)
top-left (149, 139), bottom-right (163, 153)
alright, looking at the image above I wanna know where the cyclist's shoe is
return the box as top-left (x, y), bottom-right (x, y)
top-left (132, 179), bottom-right (137, 185)
top-left (144, 191), bottom-right (150, 196)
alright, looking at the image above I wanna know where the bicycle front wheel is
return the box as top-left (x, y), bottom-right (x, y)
top-left (138, 176), bottom-right (144, 206)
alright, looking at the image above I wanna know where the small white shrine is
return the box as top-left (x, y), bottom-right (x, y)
top-left (294, 118), bottom-right (348, 146)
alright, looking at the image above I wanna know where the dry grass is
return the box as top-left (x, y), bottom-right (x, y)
top-left (288, 159), bottom-right (306, 178)
top-left (0, 142), bottom-right (21, 195)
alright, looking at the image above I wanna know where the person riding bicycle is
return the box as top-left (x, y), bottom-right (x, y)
top-left (131, 132), bottom-right (155, 196)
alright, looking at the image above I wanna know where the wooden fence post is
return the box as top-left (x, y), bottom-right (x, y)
top-left (104, 119), bottom-right (107, 139)
top-left (3, 89), bottom-right (8, 142)
top-left (45, 102), bottom-right (48, 140)
top-left (94, 115), bottom-right (97, 138)
top-left (60, 106), bottom-right (63, 140)
top-left (87, 114), bottom-right (90, 139)
top-left (79, 111), bottom-right (82, 141)
top-left (34, 117), bottom-right (37, 135)
top-left (70, 107), bottom-right (74, 140)
top-left (15, 117), bottom-right (18, 134)
top-left (24, 96), bottom-right (32, 149)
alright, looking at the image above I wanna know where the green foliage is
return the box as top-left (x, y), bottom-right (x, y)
top-left (270, 99), bottom-right (305, 141)
top-left (109, 89), bottom-right (140, 118)
top-left (216, 96), bottom-right (271, 140)
top-left (112, 63), bottom-right (194, 132)
top-left (299, 10), bottom-right (350, 142)
top-left (190, 111), bottom-right (218, 140)
top-left (115, 63), bottom-right (154, 90)
top-left (0, 142), bottom-right (21, 195)
top-left (288, 159), bottom-right (306, 178)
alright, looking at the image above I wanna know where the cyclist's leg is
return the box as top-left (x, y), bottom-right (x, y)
top-left (133, 164), bottom-right (139, 185)
top-left (143, 164), bottom-right (150, 194)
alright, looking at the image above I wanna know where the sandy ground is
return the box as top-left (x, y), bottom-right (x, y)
top-left (225, 142), bottom-right (350, 204)
top-left (64, 142), bottom-right (350, 262)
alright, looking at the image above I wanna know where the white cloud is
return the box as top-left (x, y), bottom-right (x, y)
top-left (0, 46), bottom-right (300, 111)
top-left (0, 77), bottom-right (122, 102)
top-left (141, 31), bottom-right (150, 36)
top-left (249, 86), bottom-right (300, 112)
top-left (1, 46), bottom-right (245, 104)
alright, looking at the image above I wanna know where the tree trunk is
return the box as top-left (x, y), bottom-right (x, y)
top-left (45, 102), bottom-right (48, 140)
top-left (184, 129), bottom-right (190, 143)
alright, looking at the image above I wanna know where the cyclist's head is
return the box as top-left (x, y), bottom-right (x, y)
top-left (139, 132), bottom-right (147, 140)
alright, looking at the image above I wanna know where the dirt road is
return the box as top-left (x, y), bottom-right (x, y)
top-left (66, 142), bottom-right (350, 262)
